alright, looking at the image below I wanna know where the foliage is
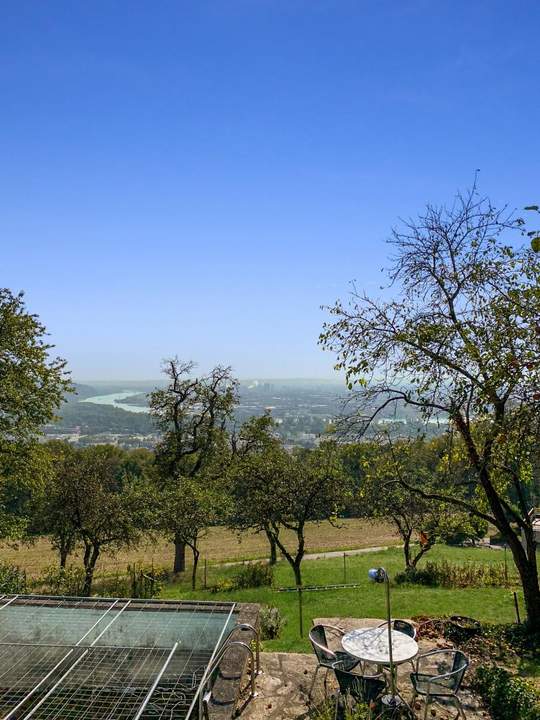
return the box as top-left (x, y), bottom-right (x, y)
top-left (154, 480), bottom-right (219, 589)
top-left (472, 665), bottom-right (540, 720)
top-left (309, 699), bottom-right (370, 720)
top-left (345, 438), bottom-right (487, 569)
top-left (524, 205), bottom-right (540, 252)
top-left (0, 289), bottom-right (72, 447)
top-left (39, 565), bottom-right (86, 596)
top-left (229, 428), bottom-right (351, 587)
top-left (0, 561), bottom-right (27, 593)
top-left (259, 605), bottom-right (286, 640)
top-left (232, 562), bottom-right (273, 589)
top-left (321, 182), bottom-right (540, 627)
top-left (395, 559), bottom-right (515, 588)
top-left (37, 444), bottom-right (152, 594)
top-left (149, 359), bottom-right (238, 573)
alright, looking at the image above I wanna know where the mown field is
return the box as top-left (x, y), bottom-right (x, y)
top-left (160, 544), bottom-right (525, 653)
top-left (0, 518), bottom-right (399, 577)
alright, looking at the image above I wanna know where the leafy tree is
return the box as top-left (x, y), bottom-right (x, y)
top-left (0, 289), bottom-right (72, 541)
top-left (149, 359), bottom-right (239, 572)
top-left (44, 445), bottom-right (151, 594)
top-left (347, 438), bottom-right (486, 569)
top-left (155, 482), bottom-right (216, 589)
top-left (33, 441), bottom-right (79, 567)
top-left (321, 184), bottom-right (540, 627)
top-left (229, 413), bottom-right (283, 564)
top-left (229, 438), bottom-right (351, 587)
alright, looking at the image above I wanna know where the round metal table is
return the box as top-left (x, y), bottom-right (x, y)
top-left (341, 626), bottom-right (418, 666)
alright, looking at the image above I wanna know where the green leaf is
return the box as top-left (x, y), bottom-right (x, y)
top-left (524, 205), bottom-right (539, 211)
top-left (531, 236), bottom-right (540, 253)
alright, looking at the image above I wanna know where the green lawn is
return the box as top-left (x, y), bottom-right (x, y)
top-left (160, 545), bottom-right (526, 653)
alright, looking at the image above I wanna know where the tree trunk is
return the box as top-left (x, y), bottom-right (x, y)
top-left (265, 528), bottom-right (277, 565)
top-left (59, 541), bottom-right (69, 569)
top-left (83, 544), bottom-right (100, 596)
top-left (292, 561), bottom-right (302, 588)
top-left (191, 546), bottom-right (200, 591)
top-left (402, 529), bottom-right (413, 569)
top-left (505, 525), bottom-right (540, 630)
top-left (173, 532), bottom-right (186, 573)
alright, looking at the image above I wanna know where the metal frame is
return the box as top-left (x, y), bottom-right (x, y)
top-left (410, 649), bottom-right (469, 720)
top-left (0, 595), bottom-right (240, 720)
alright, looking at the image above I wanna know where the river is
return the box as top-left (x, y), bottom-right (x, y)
top-left (81, 391), bottom-right (150, 414)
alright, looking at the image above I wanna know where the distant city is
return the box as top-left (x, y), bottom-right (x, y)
top-left (44, 379), bottom-right (448, 449)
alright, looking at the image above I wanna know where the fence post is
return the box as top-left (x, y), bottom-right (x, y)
top-left (513, 591), bottom-right (521, 624)
top-left (298, 586), bottom-right (304, 637)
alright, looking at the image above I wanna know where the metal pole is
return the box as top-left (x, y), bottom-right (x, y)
top-left (343, 553), bottom-right (347, 584)
top-left (298, 587), bottom-right (304, 637)
top-left (385, 576), bottom-right (396, 697)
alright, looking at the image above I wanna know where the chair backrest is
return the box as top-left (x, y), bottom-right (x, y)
top-left (333, 663), bottom-right (385, 704)
top-left (309, 625), bottom-right (336, 667)
top-left (449, 651), bottom-right (469, 690)
top-left (393, 619), bottom-right (416, 639)
top-left (419, 650), bottom-right (469, 693)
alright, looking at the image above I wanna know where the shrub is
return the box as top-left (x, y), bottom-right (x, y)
top-left (259, 606), bottom-right (286, 640)
top-left (473, 666), bottom-right (540, 720)
top-left (0, 562), bottom-right (26, 594)
top-left (39, 565), bottom-right (85, 596)
top-left (209, 578), bottom-right (235, 593)
top-left (232, 562), bottom-right (273, 589)
top-left (395, 559), bottom-right (514, 588)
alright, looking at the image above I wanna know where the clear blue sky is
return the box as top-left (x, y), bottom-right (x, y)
top-left (1, 1), bottom-right (538, 381)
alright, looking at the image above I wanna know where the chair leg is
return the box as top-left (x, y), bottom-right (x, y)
top-left (453, 694), bottom-right (466, 720)
top-left (423, 694), bottom-right (430, 720)
top-left (334, 691), bottom-right (340, 720)
top-left (308, 664), bottom-right (320, 699)
top-left (323, 667), bottom-right (330, 696)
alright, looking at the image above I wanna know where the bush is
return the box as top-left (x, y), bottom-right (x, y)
top-left (39, 565), bottom-right (85, 596)
top-left (473, 665), bottom-right (540, 720)
top-left (259, 606), bottom-right (286, 640)
top-left (395, 559), bottom-right (513, 588)
top-left (232, 562), bottom-right (273, 589)
top-left (209, 578), bottom-right (235, 593)
top-left (0, 562), bottom-right (26, 594)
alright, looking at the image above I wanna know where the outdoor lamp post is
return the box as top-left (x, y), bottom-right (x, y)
top-left (368, 567), bottom-right (403, 712)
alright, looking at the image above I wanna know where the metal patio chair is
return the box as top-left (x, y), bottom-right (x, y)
top-left (308, 624), bottom-right (359, 698)
top-left (332, 660), bottom-right (386, 720)
top-left (377, 618), bottom-right (417, 639)
top-left (410, 649), bottom-right (469, 720)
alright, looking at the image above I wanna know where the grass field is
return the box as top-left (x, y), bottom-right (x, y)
top-left (0, 518), bottom-right (399, 577)
top-left (159, 544), bottom-right (526, 653)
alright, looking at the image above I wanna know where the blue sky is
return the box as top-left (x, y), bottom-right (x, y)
top-left (1, 1), bottom-right (539, 381)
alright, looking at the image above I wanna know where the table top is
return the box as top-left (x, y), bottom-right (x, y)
top-left (341, 626), bottom-right (418, 665)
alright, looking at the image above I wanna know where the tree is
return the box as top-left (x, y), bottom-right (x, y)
top-left (0, 289), bottom-right (72, 542)
top-left (321, 183), bottom-right (540, 627)
top-left (49, 445), bottom-right (150, 594)
top-left (149, 359), bottom-right (239, 573)
top-left (155, 482), bottom-right (216, 590)
top-left (229, 438), bottom-right (351, 588)
top-left (229, 413), bottom-right (283, 564)
top-left (34, 441), bottom-right (80, 567)
top-left (346, 438), bottom-right (486, 570)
